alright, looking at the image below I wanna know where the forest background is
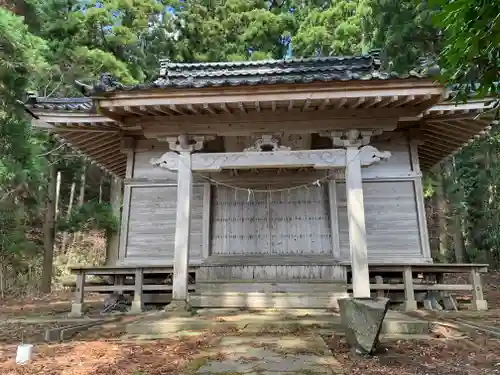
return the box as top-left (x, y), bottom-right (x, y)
top-left (0, 0), bottom-right (498, 296)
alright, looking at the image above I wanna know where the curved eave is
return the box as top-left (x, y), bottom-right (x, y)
top-left (30, 111), bottom-right (126, 178)
top-left (94, 79), bottom-right (444, 122)
top-left (418, 100), bottom-right (497, 170)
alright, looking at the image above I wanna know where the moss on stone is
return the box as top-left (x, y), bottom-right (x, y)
top-left (181, 356), bottom-right (210, 374)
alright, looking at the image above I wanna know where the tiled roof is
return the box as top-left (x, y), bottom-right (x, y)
top-left (25, 96), bottom-right (94, 112)
top-left (153, 54), bottom-right (428, 89)
top-left (76, 52), bottom-right (435, 95)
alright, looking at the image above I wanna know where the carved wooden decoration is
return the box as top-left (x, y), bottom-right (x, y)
top-left (243, 135), bottom-right (291, 152)
top-left (151, 146), bottom-right (391, 172)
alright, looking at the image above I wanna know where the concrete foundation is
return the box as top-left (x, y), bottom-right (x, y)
top-left (126, 308), bottom-right (429, 337)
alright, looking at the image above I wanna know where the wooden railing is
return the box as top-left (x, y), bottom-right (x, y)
top-left (68, 265), bottom-right (198, 317)
top-left (343, 263), bottom-right (489, 311)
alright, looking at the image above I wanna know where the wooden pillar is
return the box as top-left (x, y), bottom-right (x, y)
top-left (329, 129), bottom-right (388, 299)
top-left (403, 265), bottom-right (417, 311)
top-left (345, 143), bottom-right (371, 298)
top-left (165, 135), bottom-right (208, 309)
top-left (69, 271), bottom-right (84, 317)
top-left (106, 177), bottom-right (123, 266)
top-left (131, 268), bottom-right (144, 314)
top-left (172, 149), bottom-right (193, 301)
top-left (470, 267), bottom-right (488, 311)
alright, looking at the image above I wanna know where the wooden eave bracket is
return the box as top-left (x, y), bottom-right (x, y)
top-left (96, 81), bottom-right (445, 110)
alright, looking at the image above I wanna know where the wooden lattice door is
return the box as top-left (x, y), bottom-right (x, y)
top-left (210, 185), bottom-right (332, 256)
top-left (269, 185), bottom-right (332, 255)
top-left (210, 187), bottom-right (270, 255)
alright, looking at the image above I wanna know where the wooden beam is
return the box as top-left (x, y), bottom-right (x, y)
top-left (70, 132), bottom-right (115, 149)
top-left (428, 100), bottom-right (496, 113)
top-left (186, 104), bottom-right (200, 114)
top-left (423, 132), bottom-right (464, 148)
top-left (151, 145), bottom-right (391, 172)
top-left (79, 135), bottom-right (119, 153)
top-left (32, 111), bottom-right (115, 122)
top-left (152, 105), bottom-right (176, 115)
top-left (58, 131), bottom-right (99, 144)
top-left (97, 81), bottom-right (443, 109)
top-left (106, 157), bottom-right (127, 170)
top-left (169, 104), bottom-right (186, 115)
top-left (135, 109), bottom-right (408, 137)
top-left (333, 98), bottom-right (348, 108)
top-left (427, 120), bottom-right (482, 136)
top-left (203, 103), bottom-right (217, 115)
top-left (424, 122), bottom-right (477, 140)
top-left (219, 103), bottom-right (232, 114)
top-left (423, 127), bottom-right (469, 144)
top-left (91, 145), bottom-right (123, 160)
top-left (124, 106), bottom-right (145, 116)
top-left (318, 99), bottom-right (330, 110)
top-left (425, 113), bottom-right (493, 123)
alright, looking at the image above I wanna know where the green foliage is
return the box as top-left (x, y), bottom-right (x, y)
top-left (0, 8), bottom-right (49, 260)
top-left (173, 0), bottom-right (296, 62)
top-left (371, 0), bottom-right (499, 98)
top-left (370, 0), bottom-right (440, 71)
top-left (293, 0), bottom-right (371, 56)
top-left (57, 201), bottom-right (120, 234)
top-left (432, 0), bottom-right (500, 99)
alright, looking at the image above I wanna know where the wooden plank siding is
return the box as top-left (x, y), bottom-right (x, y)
top-left (117, 139), bottom-right (430, 268)
top-left (132, 149), bottom-right (206, 183)
top-left (133, 149), bottom-right (177, 181)
top-left (120, 184), bottom-right (205, 265)
top-left (362, 141), bottom-right (412, 177)
top-left (197, 264), bottom-right (345, 282)
top-left (336, 180), bottom-right (425, 262)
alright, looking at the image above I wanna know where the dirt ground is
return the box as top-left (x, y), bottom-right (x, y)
top-left (0, 273), bottom-right (499, 375)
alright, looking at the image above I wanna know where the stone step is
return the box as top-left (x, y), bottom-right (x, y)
top-left (190, 291), bottom-right (349, 309)
top-left (126, 310), bottom-right (429, 336)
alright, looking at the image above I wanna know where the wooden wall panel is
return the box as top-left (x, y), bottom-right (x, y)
top-left (336, 181), bottom-right (424, 262)
top-left (123, 184), bottom-right (204, 264)
top-left (197, 264), bottom-right (345, 281)
top-left (362, 141), bottom-right (411, 178)
top-left (133, 150), bottom-right (177, 180)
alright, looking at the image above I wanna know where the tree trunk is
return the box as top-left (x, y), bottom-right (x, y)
top-left (60, 180), bottom-right (76, 253)
top-left (74, 163), bottom-right (87, 242)
top-left (41, 161), bottom-right (57, 294)
top-left (78, 164), bottom-right (86, 207)
top-left (105, 177), bottom-right (122, 266)
top-left (448, 157), bottom-right (466, 262)
top-left (435, 167), bottom-right (448, 260)
top-left (55, 170), bottom-right (61, 217)
top-left (99, 176), bottom-right (103, 203)
top-left (451, 215), bottom-right (466, 262)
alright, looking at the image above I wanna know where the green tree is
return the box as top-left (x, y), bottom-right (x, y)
top-left (293, 0), bottom-right (372, 57)
top-left (370, 0), bottom-right (441, 70)
top-left (0, 7), bottom-right (50, 292)
top-left (433, 0), bottom-right (499, 99)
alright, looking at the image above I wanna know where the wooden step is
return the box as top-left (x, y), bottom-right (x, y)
top-left (196, 281), bottom-right (346, 294)
top-left (190, 291), bottom-right (349, 309)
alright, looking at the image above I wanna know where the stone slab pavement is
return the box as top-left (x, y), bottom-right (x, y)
top-left (183, 334), bottom-right (343, 375)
